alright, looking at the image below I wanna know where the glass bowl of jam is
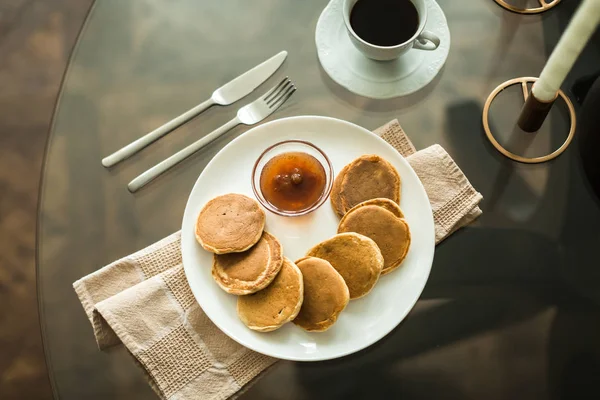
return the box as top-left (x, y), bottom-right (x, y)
top-left (252, 140), bottom-right (334, 217)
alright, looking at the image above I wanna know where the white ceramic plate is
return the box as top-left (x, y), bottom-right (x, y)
top-left (315, 0), bottom-right (450, 99)
top-left (181, 116), bottom-right (435, 361)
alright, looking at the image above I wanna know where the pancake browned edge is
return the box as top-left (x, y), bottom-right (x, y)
top-left (347, 198), bottom-right (404, 219)
top-left (306, 232), bottom-right (383, 299)
top-left (338, 155), bottom-right (401, 216)
top-left (330, 163), bottom-right (350, 217)
top-left (212, 231), bottom-right (283, 295)
top-left (293, 257), bottom-right (349, 332)
top-left (338, 205), bottom-right (411, 275)
top-left (195, 193), bottom-right (265, 254)
top-left (237, 257), bottom-right (304, 332)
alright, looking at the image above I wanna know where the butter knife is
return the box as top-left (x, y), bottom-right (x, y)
top-left (101, 51), bottom-right (288, 167)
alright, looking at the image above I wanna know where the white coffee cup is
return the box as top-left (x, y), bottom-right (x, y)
top-left (342, 0), bottom-right (441, 61)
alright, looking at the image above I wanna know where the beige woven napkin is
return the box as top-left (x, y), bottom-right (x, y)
top-left (73, 119), bottom-right (482, 400)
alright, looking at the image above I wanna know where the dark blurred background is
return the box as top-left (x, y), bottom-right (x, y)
top-left (0, 1), bottom-right (92, 398)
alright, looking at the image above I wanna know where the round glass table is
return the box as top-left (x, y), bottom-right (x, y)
top-left (38, 0), bottom-right (600, 399)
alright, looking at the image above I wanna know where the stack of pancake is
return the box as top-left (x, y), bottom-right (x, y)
top-left (195, 155), bottom-right (411, 333)
top-left (330, 154), bottom-right (411, 275)
top-left (196, 193), bottom-right (349, 333)
top-left (301, 154), bottom-right (411, 308)
top-left (196, 193), bottom-right (303, 332)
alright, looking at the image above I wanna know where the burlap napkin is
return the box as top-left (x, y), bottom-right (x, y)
top-left (74, 119), bottom-right (482, 400)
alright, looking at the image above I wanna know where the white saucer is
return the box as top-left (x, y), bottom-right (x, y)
top-left (315, 0), bottom-right (451, 99)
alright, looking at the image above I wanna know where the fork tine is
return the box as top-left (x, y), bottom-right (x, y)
top-left (263, 77), bottom-right (290, 103)
top-left (267, 82), bottom-right (294, 107)
top-left (265, 79), bottom-right (292, 104)
top-left (269, 85), bottom-right (296, 110)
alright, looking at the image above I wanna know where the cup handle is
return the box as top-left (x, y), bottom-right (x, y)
top-left (413, 30), bottom-right (440, 51)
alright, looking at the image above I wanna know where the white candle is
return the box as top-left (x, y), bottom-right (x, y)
top-left (532, 0), bottom-right (600, 102)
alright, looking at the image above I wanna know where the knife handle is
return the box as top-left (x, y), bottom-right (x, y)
top-left (128, 117), bottom-right (240, 192)
top-left (102, 98), bottom-right (215, 168)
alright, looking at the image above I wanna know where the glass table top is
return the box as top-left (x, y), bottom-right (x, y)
top-left (38, 0), bottom-right (600, 398)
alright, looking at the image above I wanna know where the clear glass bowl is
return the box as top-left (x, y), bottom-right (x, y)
top-left (252, 140), bottom-right (334, 217)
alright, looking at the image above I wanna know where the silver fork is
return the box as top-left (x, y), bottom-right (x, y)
top-left (128, 77), bottom-right (296, 192)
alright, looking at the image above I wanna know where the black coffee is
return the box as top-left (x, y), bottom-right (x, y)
top-left (350, 0), bottom-right (419, 47)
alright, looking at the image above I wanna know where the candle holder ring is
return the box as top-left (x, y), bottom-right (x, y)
top-left (482, 77), bottom-right (576, 164)
top-left (494, 0), bottom-right (561, 14)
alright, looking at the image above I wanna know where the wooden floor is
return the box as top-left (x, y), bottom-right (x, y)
top-left (0, 1), bottom-right (93, 398)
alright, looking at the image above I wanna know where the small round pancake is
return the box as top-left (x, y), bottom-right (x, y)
top-left (293, 257), bottom-right (349, 332)
top-left (338, 205), bottom-right (411, 275)
top-left (306, 233), bottom-right (383, 299)
top-left (237, 258), bottom-right (303, 332)
top-left (349, 198), bottom-right (404, 219)
top-left (212, 231), bottom-right (283, 295)
top-left (330, 163), bottom-right (350, 217)
top-left (195, 193), bottom-right (265, 254)
top-left (338, 155), bottom-right (401, 215)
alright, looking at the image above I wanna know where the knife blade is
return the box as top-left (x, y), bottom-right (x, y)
top-left (101, 51), bottom-right (287, 168)
top-left (212, 50), bottom-right (287, 104)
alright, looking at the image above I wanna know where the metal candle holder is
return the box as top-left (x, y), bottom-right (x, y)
top-left (482, 77), bottom-right (576, 164)
top-left (494, 0), bottom-right (561, 14)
